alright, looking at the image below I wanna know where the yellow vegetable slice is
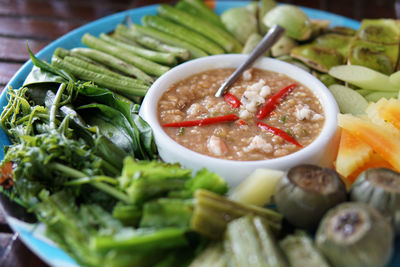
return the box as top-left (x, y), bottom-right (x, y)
top-left (379, 98), bottom-right (400, 130)
top-left (229, 168), bottom-right (284, 206)
top-left (338, 114), bottom-right (400, 171)
top-left (335, 129), bottom-right (373, 178)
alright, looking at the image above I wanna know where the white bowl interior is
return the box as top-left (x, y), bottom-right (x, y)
top-left (140, 54), bottom-right (339, 187)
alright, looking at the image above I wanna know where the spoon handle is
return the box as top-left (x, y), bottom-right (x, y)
top-left (215, 24), bottom-right (285, 97)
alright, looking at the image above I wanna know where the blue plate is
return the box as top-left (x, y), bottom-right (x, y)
top-left (2, 2), bottom-right (397, 267)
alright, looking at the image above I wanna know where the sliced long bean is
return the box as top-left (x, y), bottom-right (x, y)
top-left (130, 24), bottom-right (208, 59)
top-left (115, 25), bottom-right (190, 60)
top-left (142, 15), bottom-right (224, 55)
top-left (176, 1), bottom-right (225, 28)
top-left (158, 5), bottom-right (242, 53)
top-left (99, 33), bottom-right (177, 65)
top-left (82, 33), bottom-right (169, 77)
top-left (52, 57), bottom-right (149, 98)
top-left (71, 47), bottom-right (154, 84)
top-left (63, 56), bottom-right (148, 88)
top-left (181, 0), bottom-right (224, 27)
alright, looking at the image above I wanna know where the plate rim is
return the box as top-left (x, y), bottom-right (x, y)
top-left (0, 2), bottom-right (362, 267)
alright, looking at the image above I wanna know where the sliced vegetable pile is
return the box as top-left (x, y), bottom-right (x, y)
top-left (1, 0), bottom-right (400, 266)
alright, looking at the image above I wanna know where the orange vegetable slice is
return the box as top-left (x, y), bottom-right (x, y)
top-left (335, 129), bottom-right (373, 178)
top-left (346, 153), bottom-right (394, 184)
top-left (338, 113), bottom-right (400, 172)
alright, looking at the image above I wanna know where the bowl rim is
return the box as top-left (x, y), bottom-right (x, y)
top-left (140, 54), bottom-right (339, 167)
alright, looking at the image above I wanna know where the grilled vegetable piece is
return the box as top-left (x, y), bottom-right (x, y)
top-left (316, 202), bottom-right (394, 267)
top-left (328, 26), bottom-right (357, 36)
top-left (229, 168), bottom-right (284, 206)
top-left (348, 39), bottom-right (398, 75)
top-left (280, 231), bottom-right (330, 267)
top-left (328, 84), bottom-right (368, 115)
top-left (191, 189), bottom-right (282, 239)
top-left (263, 5), bottom-right (312, 41)
top-left (290, 44), bottom-right (345, 73)
top-left (313, 33), bottom-right (352, 57)
top-left (275, 164), bottom-right (347, 230)
top-left (310, 19), bottom-right (331, 37)
top-left (188, 242), bottom-right (227, 267)
top-left (224, 215), bottom-right (288, 267)
top-left (221, 6), bottom-right (258, 44)
top-left (329, 65), bottom-right (397, 91)
top-left (350, 168), bottom-right (400, 234)
top-left (357, 19), bottom-right (400, 45)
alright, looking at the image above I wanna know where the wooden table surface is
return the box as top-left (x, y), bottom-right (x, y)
top-left (0, 0), bottom-right (396, 266)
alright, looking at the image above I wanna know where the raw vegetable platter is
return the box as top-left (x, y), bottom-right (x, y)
top-left (0, 1), bottom-right (398, 267)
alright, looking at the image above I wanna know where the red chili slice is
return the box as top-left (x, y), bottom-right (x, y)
top-left (257, 83), bottom-right (297, 120)
top-left (224, 93), bottom-right (242, 108)
top-left (162, 114), bottom-right (239, 127)
top-left (257, 122), bottom-right (303, 148)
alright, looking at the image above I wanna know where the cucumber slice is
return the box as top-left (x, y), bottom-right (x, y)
top-left (389, 70), bottom-right (400, 88)
top-left (329, 65), bottom-right (397, 91)
top-left (365, 91), bottom-right (398, 102)
top-left (229, 168), bottom-right (284, 206)
top-left (328, 84), bottom-right (368, 115)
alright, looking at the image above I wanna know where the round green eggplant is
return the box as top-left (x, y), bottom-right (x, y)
top-left (274, 164), bottom-right (347, 230)
top-left (316, 202), bottom-right (394, 267)
top-left (350, 168), bottom-right (400, 234)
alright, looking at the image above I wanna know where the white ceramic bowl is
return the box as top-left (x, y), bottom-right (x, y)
top-left (140, 54), bottom-right (339, 187)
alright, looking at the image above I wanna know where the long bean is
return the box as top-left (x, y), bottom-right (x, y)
top-left (142, 15), bottom-right (224, 55)
top-left (52, 57), bottom-right (149, 98)
top-left (99, 33), bottom-right (177, 65)
top-left (82, 33), bottom-right (170, 77)
top-left (115, 25), bottom-right (190, 60)
top-left (71, 47), bottom-right (154, 84)
top-left (130, 24), bottom-right (208, 59)
top-left (63, 56), bottom-right (148, 88)
top-left (158, 5), bottom-right (242, 53)
top-left (181, 0), bottom-right (224, 27)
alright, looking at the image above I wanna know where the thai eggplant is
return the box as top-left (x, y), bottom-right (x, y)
top-left (274, 164), bottom-right (347, 230)
top-left (350, 168), bottom-right (400, 234)
top-left (316, 202), bottom-right (394, 267)
top-left (263, 5), bottom-right (312, 41)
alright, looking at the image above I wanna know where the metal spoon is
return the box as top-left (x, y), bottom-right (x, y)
top-left (215, 24), bottom-right (285, 97)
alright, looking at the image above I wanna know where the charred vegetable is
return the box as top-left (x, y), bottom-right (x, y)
top-left (350, 168), bottom-right (400, 234)
top-left (316, 202), bottom-right (394, 267)
top-left (274, 164), bottom-right (347, 229)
